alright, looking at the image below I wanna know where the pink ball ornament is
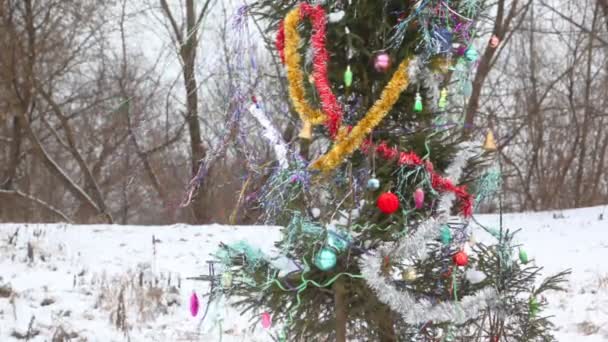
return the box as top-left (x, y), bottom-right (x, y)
top-left (261, 312), bottom-right (272, 329)
top-left (374, 52), bottom-right (392, 73)
top-left (189, 291), bottom-right (199, 317)
top-left (414, 188), bottom-right (425, 209)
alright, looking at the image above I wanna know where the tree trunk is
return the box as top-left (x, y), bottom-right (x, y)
top-left (378, 305), bottom-right (397, 342)
top-left (333, 277), bottom-right (348, 342)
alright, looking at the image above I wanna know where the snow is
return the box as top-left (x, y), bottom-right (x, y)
top-left (1, 206), bottom-right (607, 341)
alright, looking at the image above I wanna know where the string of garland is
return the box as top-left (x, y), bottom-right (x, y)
top-left (310, 58), bottom-right (416, 172)
top-left (282, 6), bottom-right (327, 127)
top-left (278, 4), bottom-right (345, 137)
top-left (359, 145), bottom-right (499, 324)
top-left (262, 257), bottom-right (364, 339)
top-left (361, 139), bottom-right (474, 217)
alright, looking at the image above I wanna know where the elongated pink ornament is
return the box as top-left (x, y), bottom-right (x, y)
top-left (190, 291), bottom-right (199, 317)
top-left (261, 312), bottom-right (272, 329)
top-left (414, 188), bottom-right (425, 209)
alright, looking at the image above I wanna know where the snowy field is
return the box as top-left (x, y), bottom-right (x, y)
top-left (1, 206), bottom-right (607, 341)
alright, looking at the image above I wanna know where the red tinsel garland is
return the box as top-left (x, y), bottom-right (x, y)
top-left (361, 139), bottom-right (474, 218)
top-left (276, 21), bottom-right (286, 64)
top-left (276, 4), bottom-right (344, 137)
top-left (274, 5), bottom-right (474, 217)
top-left (300, 4), bottom-right (343, 137)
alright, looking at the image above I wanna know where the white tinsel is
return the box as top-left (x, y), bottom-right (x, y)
top-left (248, 104), bottom-right (289, 170)
top-left (360, 146), bottom-right (499, 324)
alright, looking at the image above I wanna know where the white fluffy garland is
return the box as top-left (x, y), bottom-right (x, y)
top-left (360, 145), bottom-right (499, 324)
top-left (248, 104), bottom-right (289, 170)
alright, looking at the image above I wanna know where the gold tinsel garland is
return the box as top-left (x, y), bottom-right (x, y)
top-left (284, 8), bottom-right (327, 127)
top-left (282, 7), bottom-right (412, 172)
top-left (310, 58), bottom-right (412, 172)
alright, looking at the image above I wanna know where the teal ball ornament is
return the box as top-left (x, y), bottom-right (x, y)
top-left (314, 247), bottom-right (337, 271)
top-left (465, 47), bottom-right (479, 62)
top-left (367, 178), bottom-right (381, 191)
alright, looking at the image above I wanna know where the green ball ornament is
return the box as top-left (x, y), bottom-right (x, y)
top-left (367, 178), bottom-right (381, 191)
top-left (465, 47), bottom-right (479, 62)
top-left (440, 226), bottom-right (452, 245)
top-left (519, 249), bottom-right (529, 264)
top-left (314, 247), bottom-right (337, 271)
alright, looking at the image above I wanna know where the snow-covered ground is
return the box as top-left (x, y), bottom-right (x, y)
top-left (1, 206), bottom-right (607, 341)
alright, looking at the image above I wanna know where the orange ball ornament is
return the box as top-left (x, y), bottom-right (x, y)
top-left (377, 192), bottom-right (400, 214)
top-left (453, 251), bottom-right (469, 267)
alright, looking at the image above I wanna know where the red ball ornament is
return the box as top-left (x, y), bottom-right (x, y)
top-left (377, 192), bottom-right (400, 214)
top-left (453, 251), bottom-right (469, 267)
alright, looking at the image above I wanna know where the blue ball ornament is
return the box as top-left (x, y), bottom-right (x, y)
top-left (465, 47), bottom-right (479, 62)
top-left (367, 178), bottom-right (381, 191)
top-left (314, 247), bottom-right (337, 271)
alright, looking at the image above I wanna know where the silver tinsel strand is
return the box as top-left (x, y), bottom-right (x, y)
top-left (360, 145), bottom-right (499, 324)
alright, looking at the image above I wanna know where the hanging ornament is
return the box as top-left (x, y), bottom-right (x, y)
top-left (189, 291), bottom-right (199, 317)
top-left (438, 88), bottom-right (448, 110)
top-left (314, 247), bottom-right (337, 271)
top-left (465, 47), bottom-right (479, 62)
top-left (261, 312), bottom-right (272, 329)
top-left (377, 192), bottom-right (400, 214)
top-left (414, 188), bottom-right (425, 209)
top-left (529, 297), bottom-right (540, 317)
top-left (440, 225), bottom-right (452, 245)
top-left (221, 272), bottom-right (233, 289)
top-left (299, 121), bottom-right (313, 140)
top-left (401, 268), bottom-right (417, 281)
top-left (344, 65), bottom-right (353, 88)
top-left (367, 178), bottom-right (381, 191)
top-left (519, 249), bottom-right (529, 264)
top-left (455, 44), bottom-right (467, 56)
top-left (374, 52), bottom-right (392, 73)
top-left (489, 35), bottom-right (501, 48)
top-left (483, 130), bottom-right (498, 152)
top-left (453, 251), bottom-right (469, 267)
top-left (327, 231), bottom-right (350, 252)
top-left (414, 92), bottom-right (423, 113)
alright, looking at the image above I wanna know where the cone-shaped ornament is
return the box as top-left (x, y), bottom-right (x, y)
top-left (484, 130), bottom-right (498, 152)
top-left (299, 121), bottom-right (313, 140)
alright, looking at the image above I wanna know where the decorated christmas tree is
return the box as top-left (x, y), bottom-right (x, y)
top-left (189, 1), bottom-right (569, 341)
